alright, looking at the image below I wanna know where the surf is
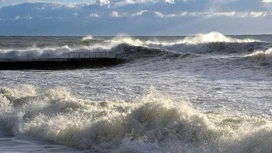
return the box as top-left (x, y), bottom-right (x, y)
top-left (1, 85), bottom-right (272, 152)
top-left (0, 32), bottom-right (266, 61)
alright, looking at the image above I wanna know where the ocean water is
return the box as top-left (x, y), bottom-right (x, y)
top-left (0, 32), bottom-right (271, 153)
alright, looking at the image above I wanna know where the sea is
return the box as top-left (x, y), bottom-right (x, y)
top-left (0, 32), bottom-right (271, 153)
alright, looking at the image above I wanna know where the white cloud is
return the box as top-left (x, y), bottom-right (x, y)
top-left (209, 12), bottom-right (236, 17)
top-left (132, 10), bottom-right (147, 16)
top-left (248, 12), bottom-right (267, 17)
top-left (263, 0), bottom-right (272, 3)
top-left (116, 0), bottom-right (151, 6)
top-left (154, 11), bottom-right (165, 18)
top-left (165, 0), bottom-right (175, 4)
top-left (237, 12), bottom-right (269, 18)
top-left (15, 16), bottom-right (20, 20)
top-left (59, 3), bottom-right (80, 8)
top-left (98, 0), bottom-right (110, 7)
top-left (14, 15), bottom-right (32, 20)
top-left (110, 11), bottom-right (121, 17)
top-left (154, 11), bottom-right (270, 18)
top-left (88, 13), bottom-right (100, 18)
top-left (31, 1), bottom-right (85, 9)
top-left (262, 0), bottom-right (272, 7)
top-left (155, 11), bottom-right (177, 18)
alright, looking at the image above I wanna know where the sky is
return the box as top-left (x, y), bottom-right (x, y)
top-left (0, 0), bottom-right (272, 36)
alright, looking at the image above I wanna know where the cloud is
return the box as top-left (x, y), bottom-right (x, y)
top-left (88, 13), bottom-right (100, 18)
top-left (263, 0), bottom-right (272, 3)
top-left (28, 1), bottom-right (86, 8)
top-left (154, 11), bottom-right (270, 18)
top-left (165, 0), bottom-right (175, 4)
top-left (115, 0), bottom-right (151, 6)
top-left (154, 11), bottom-right (176, 18)
top-left (55, 2), bottom-right (81, 8)
top-left (110, 11), bottom-right (121, 17)
top-left (14, 16), bottom-right (32, 20)
top-left (15, 16), bottom-right (20, 20)
top-left (0, 0), bottom-right (272, 35)
top-left (154, 11), bottom-right (164, 18)
top-left (132, 10), bottom-right (147, 16)
top-left (98, 0), bottom-right (110, 7)
top-left (244, 12), bottom-right (268, 17)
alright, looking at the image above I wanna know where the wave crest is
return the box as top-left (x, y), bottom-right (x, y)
top-left (81, 35), bottom-right (93, 41)
top-left (247, 48), bottom-right (272, 59)
top-left (108, 32), bottom-right (260, 47)
top-left (0, 32), bottom-right (266, 61)
top-left (0, 86), bottom-right (272, 152)
top-left (181, 32), bottom-right (259, 44)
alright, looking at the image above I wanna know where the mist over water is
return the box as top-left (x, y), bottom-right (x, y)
top-left (0, 32), bottom-right (272, 153)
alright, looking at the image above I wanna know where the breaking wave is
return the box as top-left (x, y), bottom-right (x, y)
top-left (0, 45), bottom-right (121, 61)
top-left (0, 32), bottom-right (268, 62)
top-left (247, 48), bottom-right (272, 59)
top-left (241, 48), bottom-right (272, 67)
top-left (105, 32), bottom-right (264, 54)
top-left (81, 35), bottom-right (93, 41)
top-left (108, 32), bottom-right (260, 46)
top-left (1, 85), bottom-right (272, 152)
top-left (181, 32), bottom-right (259, 44)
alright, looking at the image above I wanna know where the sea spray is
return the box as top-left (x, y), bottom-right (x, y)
top-left (0, 32), bottom-right (265, 61)
top-left (247, 48), bottom-right (272, 59)
top-left (0, 86), bottom-right (272, 152)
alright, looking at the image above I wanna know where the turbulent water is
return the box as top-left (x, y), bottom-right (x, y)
top-left (0, 32), bottom-right (272, 153)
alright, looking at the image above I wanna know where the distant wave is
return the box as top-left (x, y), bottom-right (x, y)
top-left (239, 48), bottom-right (272, 68)
top-left (246, 48), bottom-right (272, 59)
top-left (0, 45), bottom-right (120, 61)
top-left (0, 43), bottom-right (191, 62)
top-left (81, 35), bottom-right (93, 41)
top-left (181, 32), bottom-right (260, 44)
top-left (1, 85), bottom-right (272, 153)
top-left (107, 32), bottom-right (260, 46)
top-left (0, 32), bottom-right (268, 62)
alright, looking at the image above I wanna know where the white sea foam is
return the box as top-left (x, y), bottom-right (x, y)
top-left (81, 35), bottom-right (93, 41)
top-left (247, 48), bottom-right (272, 59)
top-left (105, 32), bottom-right (263, 54)
top-left (108, 32), bottom-right (260, 47)
top-left (180, 32), bottom-right (259, 44)
top-left (0, 32), bottom-right (264, 61)
top-left (0, 45), bottom-right (120, 61)
top-left (0, 85), bottom-right (272, 152)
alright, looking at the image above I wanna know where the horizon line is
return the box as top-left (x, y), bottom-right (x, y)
top-left (1, 33), bottom-right (272, 37)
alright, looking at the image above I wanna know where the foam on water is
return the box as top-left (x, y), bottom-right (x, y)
top-left (181, 32), bottom-right (259, 44)
top-left (247, 48), bottom-right (272, 59)
top-left (108, 32), bottom-right (260, 46)
top-left (81, 35), bottom-right (93, 41)
top-left (0, 44), bottom-right (121, 61)
top-left (0, 32), bottom-right (264, 61)
top-left (0, 85), bottom-right (272, 152)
